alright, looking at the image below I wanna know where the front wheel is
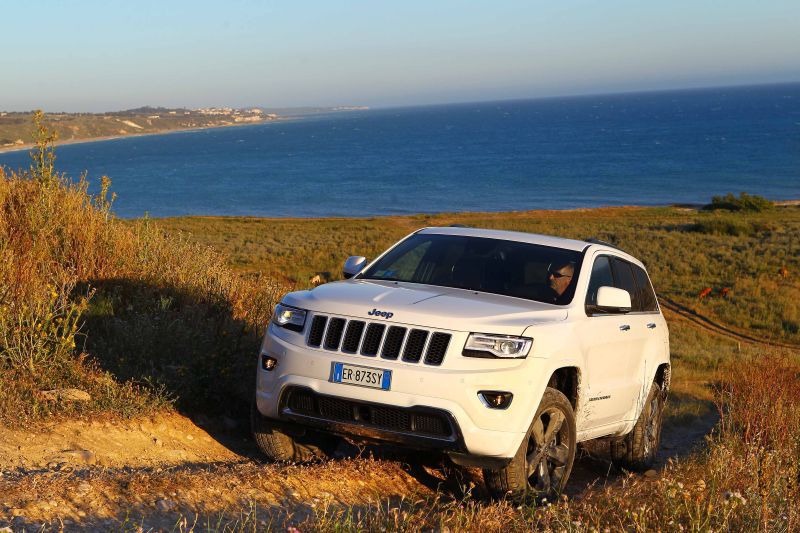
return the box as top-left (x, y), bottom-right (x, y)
top-left (483, 388), bottom-right (576, 500)
top-left (251, 399), bottom-right (336, 463)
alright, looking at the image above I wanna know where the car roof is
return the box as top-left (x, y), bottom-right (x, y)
top-left (418, 226), bottom-right (590, 252)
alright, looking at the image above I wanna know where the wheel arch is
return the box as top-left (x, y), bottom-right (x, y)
top-left (546, 366), bottom-right (582, 410)
top-left (654, 362), bottom-right (671, 396)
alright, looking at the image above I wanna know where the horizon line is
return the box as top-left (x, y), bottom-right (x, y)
top-left (3, 79), bottom-right (799, 115)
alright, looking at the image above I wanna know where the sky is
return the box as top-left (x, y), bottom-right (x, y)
top-left (1, 0), bottom-right (799, 112)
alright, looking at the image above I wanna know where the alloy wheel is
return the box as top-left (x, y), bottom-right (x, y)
top-left (525, 407), bottom-right (572, 494)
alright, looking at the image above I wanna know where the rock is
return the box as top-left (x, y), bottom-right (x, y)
top-left (156, 498), bottom-right (175, 512)
top-left (55, 449), bottom-right (96, 465)
top-left (644, 469), bottom-right (658, 478)
top-left (40, 389), bottom-right (91, 402)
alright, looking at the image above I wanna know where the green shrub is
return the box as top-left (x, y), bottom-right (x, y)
top-left (704, 192), bottom-right (773, 212)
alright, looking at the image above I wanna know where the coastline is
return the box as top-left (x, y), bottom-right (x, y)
top-left (0, 117), bottom-right (297, 155)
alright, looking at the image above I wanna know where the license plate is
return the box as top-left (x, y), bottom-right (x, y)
top-left (331, 362), bottom-right (392, 391)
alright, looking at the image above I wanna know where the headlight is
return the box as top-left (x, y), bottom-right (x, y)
top-left (272, 303), bottom-right (307, 332)
top-left (463, 333), bottom-right (532, 359)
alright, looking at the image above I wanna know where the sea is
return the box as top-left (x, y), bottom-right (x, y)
top-left (1, 83), bottom-right (798, 218)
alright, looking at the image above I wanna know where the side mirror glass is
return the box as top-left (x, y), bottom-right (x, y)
top-left (594, 286), bottom-right (632, 313)
top-left (343, 256), bottom-right (367, 279)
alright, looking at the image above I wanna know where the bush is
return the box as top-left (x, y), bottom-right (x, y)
top-left (704, 192), bottom-right (773, 212)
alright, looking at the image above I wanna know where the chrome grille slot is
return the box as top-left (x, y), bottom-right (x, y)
top-left (324, 318), bottom-right (346, 350)
top-left (381, 326), bottom-right (406, 360)
top-left (341, 321), bottom-right (366, 353)
top-left (402, 329), bottom-right (429, 363)
top-left (360, 323), bottom-right (385, 356)
top-left (424, 332), bottom-right (451, 366)
top-left (307, 315), bottom-right (327, 347)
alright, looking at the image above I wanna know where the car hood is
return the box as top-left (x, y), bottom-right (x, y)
top-left (281, 279), bottom-right (568, 335)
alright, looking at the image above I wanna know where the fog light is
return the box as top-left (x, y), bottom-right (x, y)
top-left (261, 354), bottom-right (278, 371)
top-left (479, 391), bottom-right (513, 409)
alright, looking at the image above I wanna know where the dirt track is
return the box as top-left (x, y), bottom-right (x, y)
top-left (659, 297), bottom-right (800, 351)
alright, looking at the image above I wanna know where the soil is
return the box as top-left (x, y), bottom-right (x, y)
top-left (0, 409), bottom-right (720, 532)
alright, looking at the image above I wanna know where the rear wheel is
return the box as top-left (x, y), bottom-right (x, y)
top-left (611, 382), bottom-right (664, 470)
top-left (250, 399), bottom-right (336, 463)
top-left (483, 388), bottom-right (576, 500)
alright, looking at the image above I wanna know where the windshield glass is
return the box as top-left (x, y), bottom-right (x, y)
top-left (360, 233), bottom-right (583, 305)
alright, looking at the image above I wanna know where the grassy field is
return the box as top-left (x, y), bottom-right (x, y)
top-left (2, 119), bottom-right (799, 530)
top-left (154, 203), bottom-right (800, 344)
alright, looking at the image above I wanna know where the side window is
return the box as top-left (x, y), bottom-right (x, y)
top-left (633, 265), bottom-right (659, 312)
top-left (611, 258), bottom-right (640, 311)
top-left (585, 256), bottom-right (614, 306)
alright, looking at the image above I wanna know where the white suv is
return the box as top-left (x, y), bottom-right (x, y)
top-left (252, 227), bottom-right (670, 498)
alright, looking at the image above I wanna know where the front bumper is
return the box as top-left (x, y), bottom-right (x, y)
top-left (255, 324), bottom-right (547, 462)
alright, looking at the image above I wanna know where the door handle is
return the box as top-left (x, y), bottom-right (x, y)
top-left (647, 323), bottom-right (657, 329)
top-left (619, 324), bottom-right (631, 331)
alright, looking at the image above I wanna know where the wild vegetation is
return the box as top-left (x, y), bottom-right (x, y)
top-left (0, 113), bottom-right (284, 426)
top-left (704, 191), bottom-right (775, 212)
top-left (1, 115), bottom-right (798, 530)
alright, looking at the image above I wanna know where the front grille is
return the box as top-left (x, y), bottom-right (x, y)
top-left (381, 326), bottom-right (406, 360)
top-left (324, 318), bottom-right (346, 350)
top-left (307, 314), bottom-right (450, 366)
top-left (308, 315), bottom-right (327, 347)
top-left (424, 332), bottom-right (451, 366)
top-left (341, 321), bottom-right (365, 353)
top-left (361, 323), bottom-right (385, 356)
top-left (403, 329), bottom-right (429, 363)
top-left (284, 387), bottom-right (453, 438)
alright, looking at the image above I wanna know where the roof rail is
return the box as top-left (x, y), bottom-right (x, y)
top-left (584, 238), bottom-right (627, 252)
top-left (448, 224), bottom-right (471, 228)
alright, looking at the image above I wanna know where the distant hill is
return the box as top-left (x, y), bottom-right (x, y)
top-left (0, 107), bottom-right (275, 150)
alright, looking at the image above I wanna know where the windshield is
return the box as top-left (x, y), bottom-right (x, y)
top-left (360, 233), bottom-right (583, 305)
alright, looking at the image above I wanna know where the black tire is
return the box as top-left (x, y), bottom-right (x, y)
top-left (483, 388), bottom-right (576, 500)
top-left (611, 382), bottom-right (664, 471)
top-left (250, 399), bottom-right (335, 463)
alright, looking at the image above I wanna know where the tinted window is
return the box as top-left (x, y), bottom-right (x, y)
top-left (611, 258), bottom-right (639, 310)
top-left (585, 256), bottom-right (614, 306)
top-left (633, 265), bottom-right (659, 312)
top-left (360, 233), bottom-right (583, 305)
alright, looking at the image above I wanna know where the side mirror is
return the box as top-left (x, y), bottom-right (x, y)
top-left (343, 256), bottom-right (367, 279)
top-left (594, 286), bottom-right (632, 313)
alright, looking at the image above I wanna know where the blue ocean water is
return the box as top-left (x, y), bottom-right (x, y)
top-left (1, 83), bottom-right (799, 218)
